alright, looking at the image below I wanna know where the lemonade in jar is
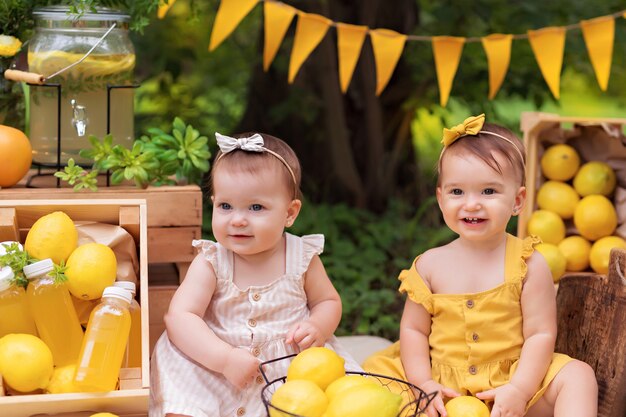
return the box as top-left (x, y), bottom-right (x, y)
top-left (28, 7), bottom-right (135, 166)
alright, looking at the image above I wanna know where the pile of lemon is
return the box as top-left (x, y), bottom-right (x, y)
top-left (0, 211), bottom-right (118, 395)
top-left (529, 144), bottom-right (625, 281)
top-left (270, 347), bottom-right (403, 417)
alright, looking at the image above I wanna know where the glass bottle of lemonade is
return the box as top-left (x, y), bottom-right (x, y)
top-left (113, 281), bottom-right (142, 368)
top-left (0, 266), bottom-right (38, 338)
top-left (74, 286), bottom-right (131, 392)
top-left (24, 259), bottom-right (84, 366)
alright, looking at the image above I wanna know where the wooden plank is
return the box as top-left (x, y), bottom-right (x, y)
top-left (148, 227), bottom-right (201, 263)
top-left (0, 208), bottom-right (19, 242)
top-left (148, 285), bottom-right (178, 354)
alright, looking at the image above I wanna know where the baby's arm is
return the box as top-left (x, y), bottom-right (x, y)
top-left (286, 255), bottom-right (341, 349)
top-left (477, 251), bottom-right (557, 414)
top-left (164, 253), bottom-right (259, 389)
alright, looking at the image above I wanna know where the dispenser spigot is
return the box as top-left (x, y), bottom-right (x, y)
top-left (70, 99), bottom-right (88, 136)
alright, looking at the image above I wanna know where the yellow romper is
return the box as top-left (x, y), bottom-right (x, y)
top-left (363, 234), bottom-right (573, 409)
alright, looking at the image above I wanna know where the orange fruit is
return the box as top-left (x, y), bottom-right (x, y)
top-left (0, 125), bottom-right (32, 187)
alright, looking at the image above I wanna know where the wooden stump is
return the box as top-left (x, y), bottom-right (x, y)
top-left (555, 248), bottom-right (626, 417)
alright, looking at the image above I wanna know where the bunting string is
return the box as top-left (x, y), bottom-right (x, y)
top-left (159, 0), bottom-right (626, 106)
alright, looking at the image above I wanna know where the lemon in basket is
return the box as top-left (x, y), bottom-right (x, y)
top-left (573, 161), bottom-right (616, 197)
top-left (325, 374), bottom-right (378, 402)
top-left (65, 243), bottom-right (117, 300)
top-left (536, 181), bottom-right (579, 219)
top-left (527, 210), bottom-right (565, 245)
top-left (46, 364), bottom-right (82, 394)
top-left (0, 333), bottom-right (53, 392)
top-left (589, 236), bottom-right (626, 274)
top-left (286, 347), bottom-right (345, 390)
top-left (445, 396), bottom-right (490, 417)
top-left (24, 211), bottom-right (78, 264)
top-left (540, 144), bottom-right (580, 181)
top-left (558, 235), bottom-right (592, 272)
top-left (270, 379), bottom-right (328, 417)
top-left (574, 195), bottom-right (617, 241)
top-left (325, 384), bottom-right (402, 417)
top-left (535, 243), bottom-right (567, 282)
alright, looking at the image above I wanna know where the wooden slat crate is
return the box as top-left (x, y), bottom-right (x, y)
top-left (0, 185), bottom-right (204, 283)
top-left (0, 199), bottom-right (149, 417)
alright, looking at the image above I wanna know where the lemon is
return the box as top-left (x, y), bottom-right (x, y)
top-left (325, 384), bottom-right (402, 417)
top-left (65, 243), bottom-right (117, 300)
top-left (90, 414), bottom-right (120, 417)
top-left (536, 181), bottom-right (580, 219)
top-left (0, 333), bottom-right (53, 392)
top-left (46, 364), bottom-right (82, 394)
top-left (24, 211), bottom-right (78, 264)
top-left (269, 379), bottom-right (328, 417)
top-left (445, 396), bottom-right (490, 417)
top-left (535, 243), bottom-right (567, 283)
top-left (527, 210), bottom-right (565, 245)
top-left (589, 236), bottom-right (626, 274)
top-left (573, 161), bottom-right (616, 197)
top-left (573, 195), bottom-right (617, 241)
top-left (286, 347), bottom-right (345, 390)
top-left (325, 374), bottom-right (378, 403)
top-left (540, 144), bottom-right (581, 181)
top-left (558, 236), bottom-right (592, 272)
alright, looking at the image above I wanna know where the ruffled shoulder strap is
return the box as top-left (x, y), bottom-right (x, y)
top-left (504, 233), bottom-right (541, 284)
top-left (288, 233), bottom-right (324, 276)
top-left (398, 257), bottom-right (434, 314)
top-left (192, 239), bottom-right (231, 281)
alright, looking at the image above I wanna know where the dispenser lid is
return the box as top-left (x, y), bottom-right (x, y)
top-left (0, 267), bottom-right (14, 292)
top-left (33, 6), bottom-right (130, 22)
top-left (23, 259), bottom-right (55, 279)
top-left (113, 280), bottom-right (136, 295)
top-left (102, 286), bottom-right (132, 304)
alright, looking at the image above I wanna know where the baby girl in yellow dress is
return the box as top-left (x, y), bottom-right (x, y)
top-left (364, 115), bottom-right (597, 417)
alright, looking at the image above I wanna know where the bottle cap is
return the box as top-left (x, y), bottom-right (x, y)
top-left (102, 286), bottom-right (132, 304)
top-left (0, 241), bottom-right (24, 256)
top-left (23, 259), bottom-right (55, 279)
top-left (0, 267), bottom-right (14, 292)
top-left (113, 281), bottom-right (136, 295)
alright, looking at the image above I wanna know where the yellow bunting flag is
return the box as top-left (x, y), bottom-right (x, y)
top-left (288, 12), bottom-right (332, 83)
top-left (581, 16), bottom-right (615, 91)
top-left (263, 1), bottom-right (296, 71)
top-left (527, 26), bottom-right (566, 99)
top-left (336, 23), bottom-right (368, 92)
top-left (209, 0), bottom-right (259, 52)
top-left (432, 36), bottom-right (465, 107)
top-left (157, 0), bottom-right (177, 19)
top-left (481, 34), bottom-right (512, 99)
top-left (370, 29), bottom-right (407, 96)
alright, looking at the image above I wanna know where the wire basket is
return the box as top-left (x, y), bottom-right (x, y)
top-left (260, 354), bottom-right (437, 417)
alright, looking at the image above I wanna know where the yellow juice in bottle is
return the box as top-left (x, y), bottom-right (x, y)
top-left (113, 281), bottom-right (142, 368)
top-left (24, 259), bottom-right (84, 366)
top-left (0, 266), bottom-right (38, 338)
top-left (74, 286), bottom-right (131, 392)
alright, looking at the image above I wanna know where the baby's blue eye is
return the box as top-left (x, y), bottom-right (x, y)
top-left (219, 203), bottom-right (231, 210)
top-left (250, 204), bottom-right (263, 211)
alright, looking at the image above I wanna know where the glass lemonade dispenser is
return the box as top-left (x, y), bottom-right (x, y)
top-left (27, 7), bottom-right (135, 166)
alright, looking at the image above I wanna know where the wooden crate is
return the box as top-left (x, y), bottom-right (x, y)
top-left (0, 199), bottom-right (150, 417)
top-left (0, 185), bottom-right (203, 283)
top-left (517, 112), bottom-right (626, 243)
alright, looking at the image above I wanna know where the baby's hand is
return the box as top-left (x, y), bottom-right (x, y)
top-left (285, 320), bottom-right (325, 350)
top-left (476, 383), bottom-right (528, 417)
top-left (222, 347), bottom-right (261, 390)
top-left (419, 379), bottom-right (460, 417)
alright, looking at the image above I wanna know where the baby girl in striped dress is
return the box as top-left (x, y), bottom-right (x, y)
top-left (150, 132), bottom-right (359, 417)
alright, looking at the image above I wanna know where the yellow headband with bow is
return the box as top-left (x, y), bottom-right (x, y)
top-left (440, 113), bottom-right (525, 163)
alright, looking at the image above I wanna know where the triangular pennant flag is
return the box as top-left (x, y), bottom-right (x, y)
top-left (336, 23), bottom-right (368, 92)
top-left (209, 0), bottom-right (259, 52)
top-left (481, 34), bottom-right (512, 99)
top-left (370, 29), bottom-right (407, 96)
top-left (263, 1), bottom-right (296, 71)
top-left (157, 0), bottom-right (177, 19)
top-left (527, 26), bottom-right (566, 99)
top-left (432, 36), bottom-right (465, 107)
top-left (288, 12), bottom-right (332, 83)
top-left (581, 16), bottom-right (615, 91)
